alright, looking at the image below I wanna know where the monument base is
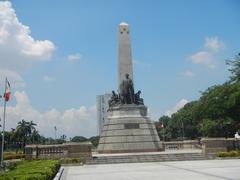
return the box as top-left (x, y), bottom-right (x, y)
top-left (97, 105), bottom-right (163, 153)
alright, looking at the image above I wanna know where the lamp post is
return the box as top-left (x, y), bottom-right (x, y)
top-left (161, 123), bottom-right (165, 142)
top-left (54, 126), bottom-right (57, 144)
top-left (181, 120), bottom-right (185, 141)
top-left (225, 121), bottom-right (231, 139)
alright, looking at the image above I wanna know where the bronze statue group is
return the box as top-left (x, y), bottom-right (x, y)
top-left (108, 74), bottom-right (144, 107)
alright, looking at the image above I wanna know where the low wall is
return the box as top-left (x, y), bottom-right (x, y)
top-left (201, 138), bottom-right (240, 154)
top-left (163, 140), bottom-right (201, 150)
top-left (25, 142), bottom-right (92, 160)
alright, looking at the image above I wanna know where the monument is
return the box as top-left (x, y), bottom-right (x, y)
top-left (97, 22), bottom-right (163, 153)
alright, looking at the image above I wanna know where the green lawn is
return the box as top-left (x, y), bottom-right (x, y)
top-left (0, 160), bottom-right (60, 180)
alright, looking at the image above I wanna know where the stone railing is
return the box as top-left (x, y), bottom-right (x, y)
top-left (163, 140), bottom-right (201, 150)
top-left (25, 142), bottom-right (92, 160)
top-left (201, 138), bottom-right (240, 154)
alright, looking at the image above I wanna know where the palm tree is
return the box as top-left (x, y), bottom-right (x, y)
top-left (15, 119), bottom-right (37, 151)
top-left (32, 129), bottom-right (40, 144)
top-left (16, 119), bottom-right (29, 150)
top-left (28, 121), bottom-right (37, 143)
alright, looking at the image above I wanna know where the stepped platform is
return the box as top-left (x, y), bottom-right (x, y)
top-left (86, 149), bottom-right (207, 165)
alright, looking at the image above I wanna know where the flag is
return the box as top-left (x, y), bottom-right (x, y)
top-left (3, 79), bottom-right (10, 102)
top-left (54, 126), bottom-right (57, 131)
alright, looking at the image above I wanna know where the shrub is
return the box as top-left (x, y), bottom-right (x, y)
top-left (4, 153), bottom-right (25, 160)
top-left (0, 160), bottom-right (23, 172)
top-left (217, 152), bottom-right (228, 157)
top-left (217, 150), bottom-right (240, 157)
top-left (0, 160), bottom-right (60, 180)
top-left (229, 151), bottom-right (238, 157)
top-left (3, 152), bottom-right (25, 160)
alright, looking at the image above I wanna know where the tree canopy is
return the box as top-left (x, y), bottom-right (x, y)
top-left (157, 53), bottom-right (240, 140)
top-left (1, 120), bottom-right (100, 151)
top-left (227, 53), bottom-right (240, 83)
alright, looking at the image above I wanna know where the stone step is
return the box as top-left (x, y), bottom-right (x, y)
top-left (89, 156), bottom-right (206, 161)
top-left (86, 153), bottom-right (207, 165)
top-left (93, 154), bottom-right (204, 160)
top-left (88, 158), bottom-right (206, 163)
top-left (86, 158), bottom-right (207, 165)
top-left (93, 156), bottom-right (205, 161)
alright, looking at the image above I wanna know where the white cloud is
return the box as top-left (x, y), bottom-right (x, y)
top-left (1, 91), bottom-right (96, 138)
top-left (43, 75), bottom-right (55, 82)
top-left (0, 69), bottom-right (25, 88)
top-left (204, 36), bottom-right (225, 52)
top-left (183, 70), bottom-right (195, 77)
top-left (188, 36), bottom-right (225, 69)
top-left (67, 53), bottom-right (81, 61)
top-left (164, 99), bottom-right (188, 117)
top-left (189, 51), bottom-right (216, 69)
top-left (0, 1), bottom-right (55, 72)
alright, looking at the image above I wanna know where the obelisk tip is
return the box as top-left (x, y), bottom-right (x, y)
top-left (119, 22), bottom-right (128, 26)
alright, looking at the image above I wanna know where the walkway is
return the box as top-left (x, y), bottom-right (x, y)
top-left (61, 159), bottom-right (240, 180)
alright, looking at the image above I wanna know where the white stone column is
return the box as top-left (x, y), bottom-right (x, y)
top-left (118, 22), bottom-right (133, 91)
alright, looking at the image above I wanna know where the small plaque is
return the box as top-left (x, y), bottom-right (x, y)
top-left (124, 123), bottom-right (139, 129)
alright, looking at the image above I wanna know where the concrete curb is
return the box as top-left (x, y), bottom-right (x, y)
top-left (216, 157), bottom-right (240, 160)
top-left (53, 166), bottom-right (64, 180)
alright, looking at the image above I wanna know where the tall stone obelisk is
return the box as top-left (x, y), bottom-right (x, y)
top-left (118, 22), bottom-right (133, 90)
top-left (97, 22), bottom-right (163, 153)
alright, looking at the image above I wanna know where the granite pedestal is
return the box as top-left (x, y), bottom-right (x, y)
top-left (97, 105), bottom-right (163, 153)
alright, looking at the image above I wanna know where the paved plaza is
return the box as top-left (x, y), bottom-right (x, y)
top-left (61, 159), bottom-right (240, 180)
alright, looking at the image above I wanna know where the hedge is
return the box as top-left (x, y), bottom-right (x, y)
top-left (4, 153), bottom-right (25, 160)
top-left (0, 160), bottom-right (60, 180)
top-left (217, 150), bottom-right (240, 157)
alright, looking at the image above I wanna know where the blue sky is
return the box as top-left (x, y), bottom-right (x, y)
top-left (0, 0), bottom-right (239, 138)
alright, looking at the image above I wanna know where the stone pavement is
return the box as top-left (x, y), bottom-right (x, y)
top-left (61, 159), bottom-right (240, 180)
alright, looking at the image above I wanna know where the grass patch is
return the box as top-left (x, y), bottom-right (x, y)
top-left (217, 150), bottom-right (240, 157)
top-left (0, 160), bottom-right (60, 180)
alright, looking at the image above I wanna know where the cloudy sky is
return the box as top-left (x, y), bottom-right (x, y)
top-left (0, 0), bottom-right (239, 138)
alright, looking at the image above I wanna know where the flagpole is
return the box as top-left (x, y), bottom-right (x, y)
top-left (1, 78), bottom-right (7, 168)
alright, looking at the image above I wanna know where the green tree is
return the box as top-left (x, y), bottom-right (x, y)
top-left (89, 136), bottom-right (100, 147)
top-left (197, 82), bottom-right (240, 137)
top-left (165, 101), bottom-right (200, 140)
top-left (15, 119), bottom-right (30, 150)
top-left (227, 53), bottom-right (240, 82)
top-left (155, 116), bottom-right (170, 141)
top-left (28, 121), bottom-right (37, 134)
top-left (31, 129), bottom-right (41, 144)
top-left (159, 116), bottom-right (170, 127)
top-left (15, 119), bottom-right (38, 151)
top-left (71, 136), bottom-right (88, 142)
top-left (200, 118), bottom-right (233, 137)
